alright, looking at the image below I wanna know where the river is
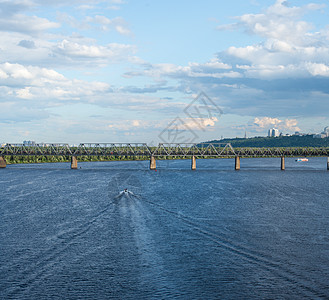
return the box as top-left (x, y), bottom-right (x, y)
top-left (1, 157), bottom-right (329, 299)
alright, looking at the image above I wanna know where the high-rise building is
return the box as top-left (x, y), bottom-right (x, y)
top-left (313, 126), bottom-right (329, 138)
top-left (268, 128), bottom-right (280, 137)
top-left (23, 140), bottom-right (36, 146)
top-left (324, 126), bottom-right (329, 137)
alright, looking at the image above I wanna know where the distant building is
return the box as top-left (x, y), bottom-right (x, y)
top-left (324, 126), bottom-right (329, 137)
top-left (293, 131), bottom-right (306, 136)
top-left (268, 128), bottom-right (280, 137)
top-left (313, 126), bottom-right (329, 139)
top-left (23, 140), bottom-right (36, 146)
top-left (39, 143), bottom-right (50, 147)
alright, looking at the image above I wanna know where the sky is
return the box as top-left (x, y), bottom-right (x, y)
top-left (0, 0), bottom-right (329, 144)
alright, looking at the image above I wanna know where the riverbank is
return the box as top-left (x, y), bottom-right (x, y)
top-left (2, 155), bottom-right (190, 165)
top-left (2, 155), bottom-right (150, 165)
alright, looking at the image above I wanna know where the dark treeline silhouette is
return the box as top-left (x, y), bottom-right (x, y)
top-left (205, 135), bottom-right (329, 148)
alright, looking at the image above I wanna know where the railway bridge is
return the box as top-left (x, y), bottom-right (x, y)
top-left (1, 143), bottom-right (329, 170)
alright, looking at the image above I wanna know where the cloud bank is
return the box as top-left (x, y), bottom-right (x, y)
top-left (127, 0), bottom-right (329, 121)
top-left (1, 0), bottom-right (328, 142)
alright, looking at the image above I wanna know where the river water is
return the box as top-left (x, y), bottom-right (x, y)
top-left (1, 158), bottom-right (329, 299)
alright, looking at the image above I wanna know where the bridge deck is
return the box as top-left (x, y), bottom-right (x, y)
top-left (1, 143), bottom-right (329, 158)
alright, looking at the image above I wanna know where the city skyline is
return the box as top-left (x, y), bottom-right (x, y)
top-left (1, 0), bottom-right (329, 143)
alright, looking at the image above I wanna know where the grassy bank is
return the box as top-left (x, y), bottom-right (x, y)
top-left (3, 155), bottom-right (192, 165)
top-left (3, 155), bottom-right (150, 165)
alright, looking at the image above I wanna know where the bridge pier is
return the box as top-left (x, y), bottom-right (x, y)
top-left (281, 156), bottom-right (285, 171)
top-left (71, 156), bottom-right (78, 169)
top-left (191, 155), bottom-right (196, 170)
top-left (327, 157), bottom-right (329, 170)
top-left (235, 156), bottom-right (240, 170)
top-left (150, 156), bottom-right (156, 170)
top-left (0, 156), bottom-right (6, 168)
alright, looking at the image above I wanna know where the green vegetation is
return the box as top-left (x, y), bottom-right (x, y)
top-left (205, 135), bottom-right (329, 148)
top-left (3, 155), bottom-right (150, 165)
top-left (3, 155), bottom-right (195, 165)
top-left (2, 136), bottom-right (328, 166)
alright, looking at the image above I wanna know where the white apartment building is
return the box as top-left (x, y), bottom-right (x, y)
top-left (313, 126), bottom-right (329, 138)
top-left (268, 128), bottom-right (280, 137)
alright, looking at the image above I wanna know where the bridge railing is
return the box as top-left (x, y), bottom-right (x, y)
top-left (0, 143), bottom-right (153, 157)
top-left (234, 147), bottom-right (329, 157)
top-left (0, 144), bottom-right (73, 156)
top-left (72, 143), bottom-right (152, 156)
top-left (151, 143), bottom-right (236, 157)
top-left (1, 143), bottom-right (329, 158)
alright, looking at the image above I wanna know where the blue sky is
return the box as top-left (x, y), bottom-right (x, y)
top-left (0, 0), bottom-right (329, 144)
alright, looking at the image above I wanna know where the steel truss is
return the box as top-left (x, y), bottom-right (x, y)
top-left (152, 143), bottom-right (236, 157)
top-left (1, 143), bottom-right (328, 158)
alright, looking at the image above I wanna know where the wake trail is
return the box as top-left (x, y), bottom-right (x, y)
top-left (141, 197), bottom-right (328, 299)
top-left (4, 202), bottom-right (116, 299)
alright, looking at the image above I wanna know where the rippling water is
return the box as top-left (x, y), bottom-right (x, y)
top-left (1, 158), bottom-right (329, 299)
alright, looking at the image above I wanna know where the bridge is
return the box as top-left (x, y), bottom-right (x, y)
top-left (1, 143), bottom-right (329, 170)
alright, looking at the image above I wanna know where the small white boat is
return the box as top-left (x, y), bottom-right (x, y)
top-left (296, 158), bottom-right (308, 162)
top-left (117, 189), bottom-right (134, 197)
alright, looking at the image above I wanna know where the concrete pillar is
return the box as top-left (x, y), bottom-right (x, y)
top-left (150, 156), bottom-right (156, 170)
top-left (0, 156), bottom-right (6, 168)
top-left (327, 157), bottom-right (329, 170)
top-left (235, 156), bottom-right (240, 170)
top-left (71, 156), bottom-right (78, 169)
top-left (281, 156), bottom-right (285, 171)
top-left (191, 155), bottom-right (196, 170)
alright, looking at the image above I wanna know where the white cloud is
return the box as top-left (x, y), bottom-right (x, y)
top-left (189, 59), bottom-right (232, 70)
top-left (219, 0), bottom-right (324, 45)
top-left (138, 58), bottom-right (235, 80)
top-left (108, 119), bottom-right (148, 131)
top-left (254, 116), bottom-right (300, 132)
top-left (0, 31), bottom-right (137, 68)
top-left (0, 0), bottom-right (60, 35)
top-left (115, 25), bottom-right (131, 36)
top-left (0, 14), bottom-right (59, 34)
top-left (254, 116), bottom-right (282, 128)
top-left (0, 68), bottom-right (8, 79)
top-left (0, 62), bottom-right (188, 124)
top-left (16, 86), bottom-right (33, 99)
top-left (306, 62), bottom-right (329, 77)
top-left (123, 0), bottom-right (329, 119)
top-left (0, 0), bottom-right (328, 141)
top-left (0, 62), bottom-right (63, 84)
top-left (53, 39), bottom-right (136, 66)
top-left (181, 117), bottom-right (219, 131)
top-left (58, 13), bottom-right (132, 36)
top-left (0, 1), bottom-right (135, 69)
top-left (86, 16), bottom-right (131, 35)
top-left (0, 62), bottom-right (110, 104)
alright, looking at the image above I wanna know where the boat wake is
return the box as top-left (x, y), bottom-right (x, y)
top-left (138, 196), bottom-right (328, 299)
top-left (108, 172), bottom-right (143, 202)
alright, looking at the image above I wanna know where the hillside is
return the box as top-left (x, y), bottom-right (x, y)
top-left (204, 135), bottom-right (329, 148)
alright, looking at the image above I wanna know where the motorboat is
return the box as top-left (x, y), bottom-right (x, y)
top-left (116, 189), bottom-right (134, 197)
top-left (296, 158), bottom-right (308, 162)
